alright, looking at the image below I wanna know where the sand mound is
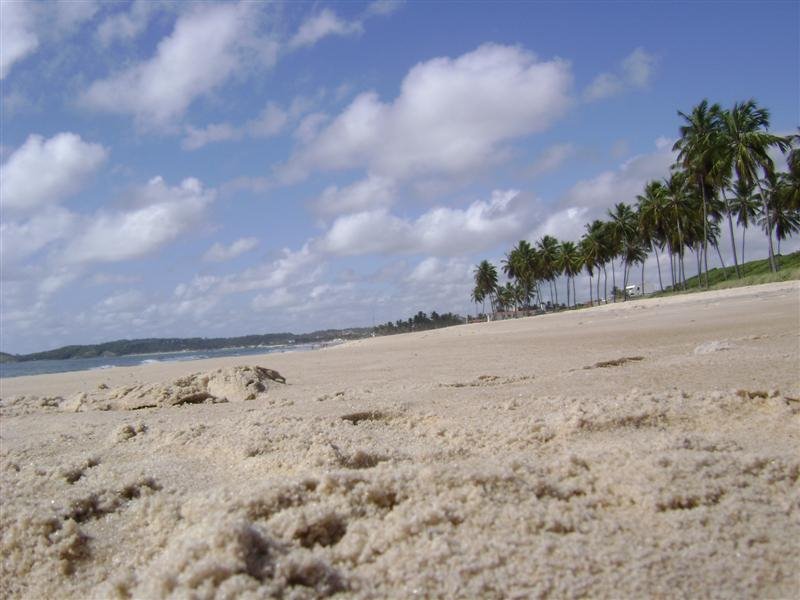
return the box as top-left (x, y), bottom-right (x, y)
top-left (0, 365), bottom-right (285, 414)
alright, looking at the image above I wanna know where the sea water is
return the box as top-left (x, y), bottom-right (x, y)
top-left (0, 342), bottom-right (337, 379)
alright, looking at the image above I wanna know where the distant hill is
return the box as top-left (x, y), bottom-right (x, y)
top-left (2, 329), bottom-right (372, 362)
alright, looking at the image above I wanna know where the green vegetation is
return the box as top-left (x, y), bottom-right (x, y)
top-left (472, 100), bottom-right (798, 311)
top-left (4, 329), bottom-right (372, 362)
top-left (374, 311), bottom-right (463, 335)
top-left (657, 251), bottom-right (800, 294)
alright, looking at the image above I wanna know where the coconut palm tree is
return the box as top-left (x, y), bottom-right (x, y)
top-left (636, 180), bottom-right (669, 291)
top-left (663, 170), bottom-right (692, 289)
top-left (580, 226), bottom-right (603, 305)
top-left (473, 260), bottom-right (499, 314)
top-left (502, 240), bottom-right (536, 308)
top-left (729, 178), bottom-right (761, 265)
top-left (607, 202), bottom-right (636, 300)
top-left (760, 174), bottom-right (800, 262)
top-left (536, 235), bottom-right (561, 307)
top-left (556, 241), bottom-right (581, 308)
top-left (673, 99), bottom-right (723, 288)
top-left (711, 99), bottom-right (790, 271)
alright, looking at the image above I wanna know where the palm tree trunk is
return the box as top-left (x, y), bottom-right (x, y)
top-left (553, 279), bottom-right (559, 307)
top-left (714, 243), bottom-right (728, 280)
top-left (611, 260), bottom-right (617, 302)
top-left (641, 260), bottom-right (645, 295)
top-left (588, 274), bottom-right (593, 305)
top-left (653, 245), bottom-right (663, 291)
top-left (596, 270), bottom-right (601, 304)
top-left (741, 227), bottom-right (747, 266)
top-left (668, 245), bottom-right (675, 289)
top-left (700, 176), bottom-right (709, 289)
top-left (695, 243), bottom-right (702, 285)
top-left (572, 277), bottom-right (577, 307)
top-left (721, 190), bottom-right (741, 278)
top-left (603, 264), bottom-right (608, 302)
top-left (622, 261), bottom-right (629, 301)
top-left (756, 181), bottom-right (778, 272)
top-left (680, 248), bottom-right (687, 289)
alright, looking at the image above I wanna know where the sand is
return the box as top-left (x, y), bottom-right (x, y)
top-left (1, 281), bottom-right (799, 599)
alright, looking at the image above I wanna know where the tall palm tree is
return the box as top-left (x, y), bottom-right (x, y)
top-left (607, 202), bottom-right (636, 300)
top-left (473, 260), bottom-right (499, 314)
top-left (502, 240), bottom-right (536, 308)
top-left (729, 178), bottom-right (761, 265)
top-left (636, 180), bottom-right (669, 291)
top-left (536, 235), bottom-right (561, 307)
top-left (580, 227), bottom-right (603, 305)
top-left (663, 170), bottom-right (692, 289)
top-left (556, 241), bottom-right (581, 308)
top-left (712, 99), bottom-right (790, 271)
top-left (673, 99), bottom-right (723, 288)
top-left (760, 174), bottom-right (800, 261)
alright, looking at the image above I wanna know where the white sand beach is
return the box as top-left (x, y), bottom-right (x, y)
top-left (1, 282), bottom-right (799, 598)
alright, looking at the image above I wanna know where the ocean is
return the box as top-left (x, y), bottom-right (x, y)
top-left (0, 342), bottom-right (338, 379)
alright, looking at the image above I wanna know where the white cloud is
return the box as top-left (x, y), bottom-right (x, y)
top-left (584, 47), bottom-right (657, 101)
top-left (182, 123), bottom-right (243, 150)
top-left (318, 189), bottom-right (529, 257)
top-left (526, 143), bottom-right (575, 177)
top-left (203, 237), bottom-right (259, 262)
top-left (285, 44), bottom-right (572, 182)
top-left (1, 0), bottom-right (99, 79)
top-left (96, 0), bottom-right (159, 46)
top-left (528, 206), bottom-right (591, 245)
top-left (216, 243), bottom-right (321, 295)
top-left (0, 207), bottom-right (76, 265)
top-left (560, 140), bottom-right (676, 211)
top-left (83, 3), bottom-right (276, 125)
top-left (289, 8), bottom-right (363, 50)
top-left (293, 112), bottom-right (330, 143)
top-left (248, 102), bottom-right (289, 137)
top-left (364, 0), bottom-right (405, 17)
top-left (0, 132), bottom-right (108, 214)
top-left (252, 287), bottom-right (294, 311)
top-left (52, 0), bottom-right (99, 32)
top-left (313, 174), bottom-right (396, 217)
top-left (182, 99), bottom-right (311, 150)
top-left (63, 176), bottom-right (215, 264)
top-left (0, 1), bottom-right (39, 79)
top-left (622, 47), bottom-right (656, 88)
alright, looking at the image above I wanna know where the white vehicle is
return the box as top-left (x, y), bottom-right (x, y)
top-left (625, 284), bottom-right (642, 297)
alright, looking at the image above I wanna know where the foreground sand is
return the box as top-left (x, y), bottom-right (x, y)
top-left (1, 282), bottom-right (799, 598)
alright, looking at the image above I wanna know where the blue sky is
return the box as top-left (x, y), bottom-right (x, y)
top-left (1, 0), bottom-right (798, 354)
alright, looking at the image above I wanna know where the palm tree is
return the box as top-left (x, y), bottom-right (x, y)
top-left (556, 241), bottom-right (581, 308)
top-left (729, 178), bottom-right (761, 265)
top-left (636, 180), bottom-right (669, 291)
top-left (760, 174), bottom-right (800, 262)
top-left (607, 202), bottom-right (636, 300)
top-left (580, 226), bottom-right (603, 305)
top-left (502, 240), bottom-right (536, 308)
top-left (673, 99), bottom-right (723, 288)
top-left (663, 170), bottom-right (692, 289)
top-left (536, 235), bottom-right (561, 307)
top-left (712, 100), bottom-right (790, 271)
top-left (473, 260), bottom-right (499, 314)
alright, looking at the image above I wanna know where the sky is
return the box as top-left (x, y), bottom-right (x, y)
top-left (1, 0), bottom-right (798, 354)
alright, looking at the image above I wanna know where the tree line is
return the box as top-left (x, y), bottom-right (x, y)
top-left (472, 100), bottom-right (799, 313)
top-left (375, 311), bottom-right (464, 335)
